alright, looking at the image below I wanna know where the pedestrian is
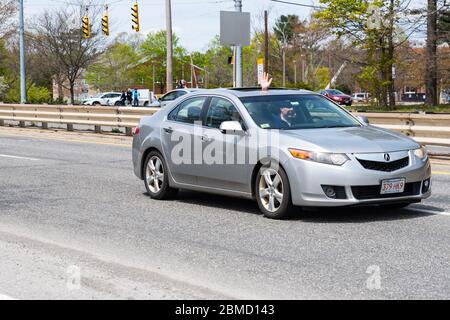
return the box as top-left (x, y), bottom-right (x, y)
top-left (132, 89), bottom-right (140, 107)
top-left (120, 91), bottom-right (126, 106)
top-left (126, 89), bottom-right (132, 106)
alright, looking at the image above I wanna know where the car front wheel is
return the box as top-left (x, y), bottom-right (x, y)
top-left (255, 165), bottom-right (293, 219)
top-left (144, 151), bottom-right (178, 200)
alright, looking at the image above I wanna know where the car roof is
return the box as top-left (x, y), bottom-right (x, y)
top-left (196, 88), bottom-right (316, 98)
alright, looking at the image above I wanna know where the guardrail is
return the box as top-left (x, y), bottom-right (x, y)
top-left (353, 112), bottom-right (450, 147)
top-left (0, 104), bottom-right (449, 146)
top-left (0, 104), bottom-right (157, 135)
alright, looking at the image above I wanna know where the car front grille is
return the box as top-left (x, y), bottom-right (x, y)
top-left (357, 156), bottom-right (409, 172)
top-left (351, 182), bottom-right (421, 200)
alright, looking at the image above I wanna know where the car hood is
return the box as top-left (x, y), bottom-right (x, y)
top-left (279, 125), bottom-right (419, 153)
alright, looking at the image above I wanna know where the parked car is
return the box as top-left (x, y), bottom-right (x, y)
top-left (352, 92), bottom-right (370, 103)
top-left (132, 88), bottom-right (431, 219)
top-left (108, 89), bottom-right (155, 107)
top-left (82, 92), bottom-right (122, 106)
top-left (319, 89), bottom-right (353, 106)
top-left (150, 88), bottom-right (203, 108)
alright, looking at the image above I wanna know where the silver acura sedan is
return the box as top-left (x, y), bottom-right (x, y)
top-left (132, 89), bottom-right (431, 219)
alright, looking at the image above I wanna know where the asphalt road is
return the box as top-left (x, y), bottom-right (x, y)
top-left (0, 133), bottom-right (449, 300)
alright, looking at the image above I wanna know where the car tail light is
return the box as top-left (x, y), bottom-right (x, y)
top-left (133, 126), bottom-right (140, 135)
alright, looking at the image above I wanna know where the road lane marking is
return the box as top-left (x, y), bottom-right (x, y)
top-left (432, 170), bottom-right (450, 176)
top-left (409, 207), bottom-right (450, 217)
top-left (0, 154), bottom-right (40, 161)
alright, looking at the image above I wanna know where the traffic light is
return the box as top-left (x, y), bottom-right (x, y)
top-left (82, 15), bottom-right (91, 39)
top-left (102, 9), bottom-right (109, 36)
top-left (131, 2), bottom-right (140, 32)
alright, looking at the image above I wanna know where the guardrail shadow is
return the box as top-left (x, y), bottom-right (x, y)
top-left (151, 190), bottom-right (435, 223)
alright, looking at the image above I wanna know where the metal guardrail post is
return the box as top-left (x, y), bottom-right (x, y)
top-left (19, 121), bottom-right (25, 127)
top-left (94, 125), bottom-right (101, 133)
top-left (41, 122), bottom-right (48, 129)
top-left (0, 119), bottom-right (4, 126)
top-left (67, 124), bottom-right (74, 131)
top-left (125, 127), bottom-right (132, 136)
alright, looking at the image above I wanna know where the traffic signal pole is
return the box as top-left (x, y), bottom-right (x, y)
top-left (234, 0), bottom-right (242, 87)
top-left (165, 0), bottom-right (173, 91)
top-left (19, 0), bottom-right (27, 104)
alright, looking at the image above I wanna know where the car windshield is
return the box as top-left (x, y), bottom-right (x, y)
top-left (327, 89), bottom-right (344, 95)
top-left (240, 94), bottom-right (361, 130)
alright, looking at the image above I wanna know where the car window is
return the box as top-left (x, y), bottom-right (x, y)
top-left (205, 97), bottom-right (244, 129)
top-left (174, 91), bottom-right (187, 99)
top-left (102, 94), bottom-right (111, 98)
top-left (168, 97), bottom-right (206, 124)
top-left (240, 94), bottom-right (360, 130)
top-left (161, 91), bottom-right (179, 101)
top-left (111, 94), bottom-right (121, 98)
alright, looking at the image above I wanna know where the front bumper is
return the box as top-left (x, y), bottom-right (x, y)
top-left (286, 152), bottom-right (431, 207)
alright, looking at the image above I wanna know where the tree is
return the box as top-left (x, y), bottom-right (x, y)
top-left (315, 0), bottom-right (410, 108)
top-left (425, 0), bottom-right (438, 106)
top-left (273, 15), bottom-right (297, 86)
top-left (0, 0), bottom-right (17, 38)
top-left (31, 4), bottom-right (106, 104)
top-left (140, 31), bottom-right (187, 92)
top-left (86, 42), bottom-right (140, 91)
top-left (0, 76), bottom-right (8, 99)
top-left (202, 36), bottom-right (233, 88)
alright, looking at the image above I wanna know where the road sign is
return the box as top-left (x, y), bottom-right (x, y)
top-left (220, 11), bottom-right (250, 46)
top-left (257, 58), bottom-right (264, 84)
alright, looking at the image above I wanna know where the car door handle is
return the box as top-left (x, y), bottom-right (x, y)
top-left (163, 127), bottom-right (173, 134)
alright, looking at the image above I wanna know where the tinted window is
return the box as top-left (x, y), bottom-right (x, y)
top-left (206, 98), bottom-right (243, 129)
top-left (162, 90), bottom-right (185, 101)
top-left (240, 94), bottom-right (360, 130)
top-left (168, 97), bottom-right (206, 124)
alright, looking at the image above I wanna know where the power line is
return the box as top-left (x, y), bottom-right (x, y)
top-left (270, 0), bottom-right (325, 9)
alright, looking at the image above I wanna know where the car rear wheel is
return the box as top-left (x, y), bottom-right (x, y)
top-left (93, 102), bottom-right (101, 106)
top-left (255, 165), bottom-right (293, 219)
top-left (144, 151), bottom-right (178, 200)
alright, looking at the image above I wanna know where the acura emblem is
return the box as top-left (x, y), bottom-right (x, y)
top-left (384, 153), bottom-right (391, 161)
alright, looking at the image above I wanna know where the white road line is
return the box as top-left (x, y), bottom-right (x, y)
top-left (409, 207), bottom-right (450, 217)
top-left (0, 154), bottom-right (40, 161)
top-left (0, 293), bottom-right (17, 300)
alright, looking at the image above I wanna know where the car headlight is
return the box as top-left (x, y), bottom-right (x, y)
top-left (288, 148), bottom-right (349, 166)
top-left (413, 146), bottom-right (427, 160)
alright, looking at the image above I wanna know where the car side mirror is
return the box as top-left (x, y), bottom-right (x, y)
top-left (357, 115), bottom-right (370, 125)
top-left (219, 121), bottom-right (244, 134)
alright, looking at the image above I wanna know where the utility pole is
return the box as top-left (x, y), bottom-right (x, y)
top-left (264, 10), bottom-right (269, 74)
top-left (165, 0), bottom-right (173, 92)
top-left (425, 0), bottom-right (438, 105)
top-left (293, 60), bottom-right (297, 85)
top-left (19, 0), bottom-right (27, 104)
top-left (152, 65), bottom-right (155, 93)
top-left (234, 0), bottom-right (243, 87)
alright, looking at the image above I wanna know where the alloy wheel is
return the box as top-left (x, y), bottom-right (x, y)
top-left (258, 168), bottom-right (284, 212)
top-left (146, 156), bottom-right (164, 193)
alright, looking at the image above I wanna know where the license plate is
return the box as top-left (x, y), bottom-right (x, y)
top-left (380, 178), bottom-right (405, 194)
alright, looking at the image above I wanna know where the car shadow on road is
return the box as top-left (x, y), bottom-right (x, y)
top-left (155, 190), bottom-right (436, 223)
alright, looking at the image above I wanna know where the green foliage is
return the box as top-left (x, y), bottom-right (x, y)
top-left (0, 76), bottom-right (8, 98)
top-left (5, 81), bottom-right (51, 103)
top-left (140, 30), bottom-right (188, 91)
top-left (273, 15), bottom-right (299, 44)
top-left (314, 67), bottom-right (331, 90)
top-left (86, 42), bottom-right (140, 91)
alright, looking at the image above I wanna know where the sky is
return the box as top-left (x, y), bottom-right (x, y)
top-left (22, 0), bottom-right (324, 51)
top-left (22, 0), bottom-right (427, 52)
